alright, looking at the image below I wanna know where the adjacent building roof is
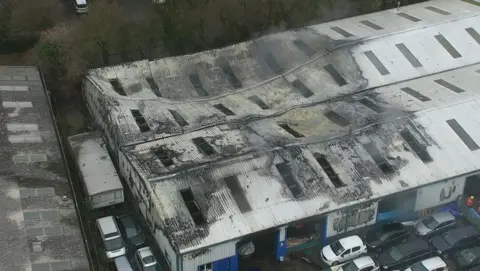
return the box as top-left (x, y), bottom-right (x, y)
top-left (0, 66), bottom-right (89, 270)
top-left (68, 131), bottom-right (123, 196)
top-left (84, 0), bottom-right (480, 254)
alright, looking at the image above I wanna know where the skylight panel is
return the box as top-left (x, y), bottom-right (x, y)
top-left (364, 51), bottom-right (390, 75)
top-left (314, 154), bottom-right (345, 188)
top-left (248, 95), bottom-right (270, 109)
top-left (146, 77), bottom-right (162, 97)
top-left (192, 137), bottom-right (216, 156)
top-left (324, 111), bottom-right (350, 127)
top-left (324, 64), bottom-right (347, 86)
top-left (435, 34), bottom-right (462, 59)
top-left (109, 79), bottom-right (126, 96)
top-left (446, 119), bottom-right (479, 151)
top-left (291, 79), bottom-right (314, 98)
top-left (278, 124), bottom-right (304, 138)
top-left (180, 188), bottom-right (206, 226)
top-left (188, 73), bottom-right (208, 96)
top-left (152, 147), bottom-right (174, 167)
top-left (221, 63), bottom-right (242, 89)
top-left (293, 39), bottom-right (315, 57)
top-left (130, 109), bottom-right (150, 132)
top-left (275, 163), bottom-right (302, 198)
top-left (224, 175), bottom-right (251, 213)
top-left (330, 26), bottom-right (353, 38)
top-left (168, 110), bottom-right (189, 127)
top-left (264, 51), bottom-right (284, 74)
top-left (213, 104), bottom-right (235, 116)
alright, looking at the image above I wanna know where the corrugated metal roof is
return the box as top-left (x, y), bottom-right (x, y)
top-left (84, 0), bottom-right (480, 254)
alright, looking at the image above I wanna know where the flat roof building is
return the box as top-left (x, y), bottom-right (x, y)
top-left (83, 0), bottom-right (480, 270)
top-left (0, 66), bottom-right (89, 270)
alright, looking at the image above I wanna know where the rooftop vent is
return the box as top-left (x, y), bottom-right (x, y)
top-left (248, 95), bottom-right (270, 110)
top-left (130, 110), bottom-right (150, 132)
top-left (324, 111), bottom-right (350, 127)
top-left (446, 119), bottom-right (480, 151)
top-left (189, 73), bottom-right (208, 97)
top-left (179, 188), bottom-right (206, 226)
top-left (146, 77), bottom-right (162, 97)
top-left (314, 154), bottom-right (345, 188)
top-left (168, 110), bottom-right (189, 127)
top-left (278, 123), bottom-right (304, 138)
top-left (213, 104), bottom-right (235, 116)
top-left (221, 63), bottom-right (242, 89)
top-left (224, 176), bottom-right (252, 213)
top-left (109, 79), bottom-right (126, 96)
top-left (275, 163), bottom-right (302, 198)
top-left (152, 147), bottom-right (174, 167)
top-left (192, 137), bottom-right (216, 156)
top-left (291, 79), bottom-right (314, 98)
top-left (400, 129), bottom-right (432, 162)
top-left (363, 143), bottom-right (394, 173)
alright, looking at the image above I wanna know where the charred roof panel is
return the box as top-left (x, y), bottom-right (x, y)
top-left (275, 162), bottom-right (302, 198)
top-left (224, 175), bottom-right (252, 213)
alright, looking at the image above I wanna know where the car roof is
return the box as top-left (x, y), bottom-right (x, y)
top-left (97, 216), bottom-right (117, 235)
top-left (461, 246), bottom-right (480, 256)
top-left (353, 256), bottom-right (375, 268)
top-left (447, 225), bottom-right (478, 238)
top-left (138, 246), bottom-right (153, 258)
top-left (397, 239), bottom-right (429, 252)
top-left (339, 235), bottom-right (363, 248)
top-left (431, 211), bottom-right (455, 222)
top-left (421, 257), bottom-right (446, 268)
top-left (381, 222), bottom-right (405, 232)
top-left (118, 214), bottom-right (135, 227)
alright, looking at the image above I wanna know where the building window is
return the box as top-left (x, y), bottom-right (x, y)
top-left (198, 263), bottom-right (212, 271)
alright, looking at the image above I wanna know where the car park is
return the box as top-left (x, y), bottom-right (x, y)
top-left (430, 225), bottom-right (480, 258)
top-left (366, 221), bottom-right (409, 252)
top-left (414, 212), bottom-right (456, 238)
top-left (455, 246), bottom-right (480, 270)
top-left (134, 246), bottom-right (163, 271)
top-left (321, 235), bottom-right (367, 266)
top-left (377, 239), bottom-right (434, 270)
top-left (334, 256), bottom-right (380, 271)
top-left (96, 216), bottom-right (126, 260)
top-left (116, 214), bottom-right (146, 249)
top-left (403, 256), bottom-right (448, 271)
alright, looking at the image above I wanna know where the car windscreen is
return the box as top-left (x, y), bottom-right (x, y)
top-left (330, 241), bottom-right (345, 256)
top-left (342, 261), bottom-right (360, 271)
top-left (422, 216), bottom-right (439, 229)
top-left (443, 232), bottom-right (459, 246)
top-left (460, 248), bottom-right (478, 263)
top-left (105, 237), bottom-right (123, 251)
top-left (410, 262), bottom-right (429, 271)
top-left (388, 247), bottom-right (403, 261)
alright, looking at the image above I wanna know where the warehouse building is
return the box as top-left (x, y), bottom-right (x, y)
top-left (83, 0), bottom-right (480, 270)
top-left (0, 66), bottom-right (89, 270)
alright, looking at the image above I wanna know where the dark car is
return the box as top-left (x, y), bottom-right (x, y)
top-left (430, 225), bottom-right (480, 258)
top-left (455, 246), bottom-right (480, 270)
top-left (377, 239), bottom-right (434, 270)
top-left (116, 214), bottom-right (146, 248)
top-left (366, 221), bottom-right (409, 252)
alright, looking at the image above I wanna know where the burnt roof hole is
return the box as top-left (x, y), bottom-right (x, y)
top-left (109, 79), bottom-right (126, 96)
top-left (213, 104), bottom-right (235, 116)
top-left (179, 188), bottom-right (206, 226)
top-left (188, 73), bottom-right (209, 97)
top-left (324, 111), bottom-right (350, 127)
top-left (363, 143), bottom-right (394, 173)
top-left (278, 123), bottom-right (304, 138)
top-left (359, 98), bottom-right (384, 113)
top-left (400, 130), bottom-right (432, 163)
top-left (192, 137), bottom-right (216, 156)
top-left (224, 175), bottom-right (252, 213)
top-left (130, 109), bottom-right (150, 132)
top-left (168, 110), bottom-right (189, 127)
top-left (153, 147), bottom-right (174, 167)
top-left (314, 154), bottom-right (344, 188)
top-left (221, 63), bottom-right (242, 89)
top-left (291, 79), bottom-right (314, 98)
top-left (146, 77), bottom-right (162, 97)
top-left (248, 95), bottom-right (270, 109)
top-left (275, 163), bottom-right (302, 198)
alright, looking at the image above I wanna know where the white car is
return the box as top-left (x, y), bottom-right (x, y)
top-left (403, 257), bottom-right (448, 271)
top-left (333, 256), bottom-right (380, 271)
top-left (134, 247), bottom-right (161, 271)
top-left (321, 235), bottom-right (367, 266)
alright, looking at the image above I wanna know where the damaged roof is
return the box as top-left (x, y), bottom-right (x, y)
top-left (85, 0), bottom-right (480, 254)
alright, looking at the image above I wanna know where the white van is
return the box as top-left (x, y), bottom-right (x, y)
top-left (73, 0), bottom-right (88, 14)
top-left (97, 216), bottom-right (126, 260)
top-left (114, 256), bottom-right (133, 271)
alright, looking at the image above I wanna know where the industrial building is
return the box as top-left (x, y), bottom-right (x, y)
top-left (0, 66), bottom-right (89, 270)
top-left (83, 0), bottom-right (480, 270)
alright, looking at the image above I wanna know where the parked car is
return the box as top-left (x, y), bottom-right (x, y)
top-left (321, 235), bottom-right (367, 266)
top-left (403, 257), bottom-right (448, 271)
top-left (430, 225), bottom-right (480, 258)
top-left (96, 216), bottom-right (126, 260)
top-left (377, 239), bottom-right (434, 270)
top-left (335, 256), bottom-right (380, 271)
top-left (366, 221), bottom-right (409, 252)
top-left (414, 211), bottom-right (456, 238)
top-left (134, 247), bottom-right (162, 271)
top-left (116, 214), bottom-right (145, 249)
top-left (455, 246), bottom-right (480, 269)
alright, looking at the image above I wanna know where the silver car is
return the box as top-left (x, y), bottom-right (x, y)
top-left (134, 247), bottom-right (162, 271)
top-left (414, 211), bottom-right (456, 238)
